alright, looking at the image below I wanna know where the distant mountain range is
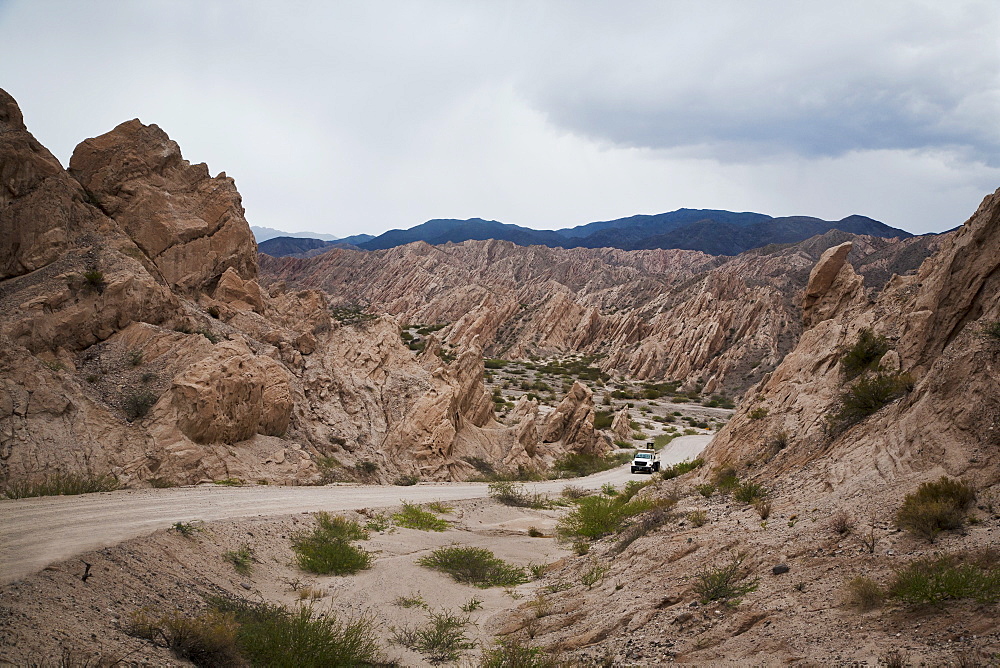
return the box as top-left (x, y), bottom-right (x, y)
top-left (256, 234), bottom-right (375, 257)
top-left (257, 209), bottom-right (913, 257)
top-left (250, 226), bottom-right (341, 242)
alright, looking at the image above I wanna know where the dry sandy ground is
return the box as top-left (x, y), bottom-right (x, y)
top-left (0, 438), bottom-right (710, 666)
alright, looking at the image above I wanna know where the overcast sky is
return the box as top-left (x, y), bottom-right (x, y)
top-left (2, 1), bottom-right (997, 236)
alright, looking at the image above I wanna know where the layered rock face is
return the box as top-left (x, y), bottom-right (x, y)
top-left (261, 231), bottom-right (939, 397)
top-left (704, 187), bottom-right (1000, 503)
top-left (0, 90), bottom-right (604, 488)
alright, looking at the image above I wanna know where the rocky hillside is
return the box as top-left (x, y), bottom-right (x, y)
top-left (0, 89), bottom-right (605, 489)
top-left (705, 186), bottom-right (1000, 496)
top-left (261, 231), bottom-right (940, 398)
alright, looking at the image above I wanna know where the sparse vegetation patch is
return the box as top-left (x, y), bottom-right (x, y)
top-left (291, 512), bottom-right (372, 575)
top-left (417, 546), bottom-right (528, 588)
top-left (840, 328), bottom-right (891, 380)
top-left (2, 472), bottom-right (120, 499)
top-left (393, 501), bottom-right (450, 531)
top-left (896, 477), bottom-right (976, 542)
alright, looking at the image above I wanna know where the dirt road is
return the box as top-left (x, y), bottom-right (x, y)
top-left (0, 435), bottom-right (711, 584)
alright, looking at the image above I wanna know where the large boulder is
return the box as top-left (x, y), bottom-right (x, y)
top-left (69, 119), bottom-right (258, 295)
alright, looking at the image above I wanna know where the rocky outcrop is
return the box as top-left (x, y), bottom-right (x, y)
top-left (261, 231), bottom-right (938, 397)
top-left (0, 91), bottom-right (604, 488)
top-left (611, 407), bottom-right (632, 442)
top-left (541, 381), bottom-right (608, 456)
top-left (69, 119), bottom-right (258, 295)
top-left (703, 187), bottom-right (1000, 501)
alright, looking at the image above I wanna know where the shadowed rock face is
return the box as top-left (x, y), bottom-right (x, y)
top-left (704, 186), bottom-right (1000, 501)
top-left (0, 89), bottom-right (604, 488)
top-left (261, 231), bottom-right (940, 397)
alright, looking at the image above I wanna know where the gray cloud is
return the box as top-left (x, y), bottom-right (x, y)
top-left (0, 0), bottom-right (997, 236)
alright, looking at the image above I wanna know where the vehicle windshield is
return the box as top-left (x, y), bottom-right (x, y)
top-left (635, 453), bottom-right (652, 459)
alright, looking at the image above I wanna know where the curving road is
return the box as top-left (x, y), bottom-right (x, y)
top-left (0, 435), bottom-right (711, 585)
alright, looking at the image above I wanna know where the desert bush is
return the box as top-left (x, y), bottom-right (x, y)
top-left (354, 460), bottom-right (378, 476)
top-left (712, 466), bottom-right (740, 493)
top-left (692, 552), bottom-right (759, 605)
top-left (1, 472), bottom-right (120, 499)
top-left (828, 371), bottom-right (913, 434)
top-left (560, 484), bottom-right (590, 500)
top-left (223, 545), bottom-right (255, 574)
top-left (393, 474), bottom-right (419, 486)
top-left (840, 328), bottom-right (891, 380)
top-left (126, 350), bottom-right (144, 367)
top-left (425, 500), bottom-right (453, 514)
top-left (479, 638), bottom-right (557, 668)
top-left (123, 389), bottom-right (157, 421)
top-left (527, 526), bottom-right (544, 538)
top-left (488, 480), bottom-right (550, 509)
top-left (688, 510), bottom-right (708, 527)
top-left (752, 498), bottom-right (772, 520)
top-left (557, 494), bottom-right (656, 540)
top-left (696, 483), bottom-right (716, 498)
top-left (887, 553), bottom-right (1000, 605)
top-left (593, 411), bottom-right (613, 430)
top-left (211, 597), bottom-right (383, 666)
top-left (149, 476), bottom-right (176, 488)
top-left (552, 451), bottom-right (631, 478)
top-left (461, 596), bottom-right (483, 612)
top-left (171, 521), bottom-right (202, 537)
top-left (896, 477), bottom-right (976, 542)
top-left (613, 505), bottom-right (675, 554)
top-left (391, 502), bottom-right (450, 531)
top-left (660, 457), bottom-right (704, 480)
top-left (127, 607), bottom-right (241, 667)
top-left (829, 510), bottom-right (855, 536)
top-left (82, 269), bottom-right (106, 292)
top-left (393, 608), bottom-right (474, 664)
top-left (748, 407), bottom-right (769, 420)
top-left (982, 320), bottom-right (1000, 340)
top-left (580, 562), bottom-right (608, 589)
top-left (291, 512), bottom-right (372, 575)
top-left (843, 576), bottom-right (884, 611)
top-left (417, 546), bottom-right (528, 588)
top-left (733, 481), bottom-right (770, 504)
top-left (393, 593), bottom-right (427, 609)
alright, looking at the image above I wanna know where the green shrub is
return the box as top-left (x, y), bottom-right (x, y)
top-left (484, 358), bottom-right (509, 369)
top-left (354, 460), bottom-right (378, 476)
top-left (82, 269), bottom-right (106, 292)
top-left (393, 501), bottom-right (450, 531)
top-left (660, 458), bottom-right (704, 480)
top-left (829, 372), bottom-right (913, 434)
top-left (733, 481), bottom-right (770, 504)
top-left (393, 609), bottom-right (474, 664)
top-left (982, 320), bottom-right (1000, 340)
top-left (593, 411), bottom-right (613, 430)
top-left (480, 639), bottom-right (557, 668)
top-left (843, 576), bottom-right (884, 611)
top-left (211, 597), bottom-right (383, 666)
top-left (696, 483), bottom-right (716, 498)
top-left (552, 451), bottom-right (631, 478)
top-left (223, 545), bottom-right (255, 574)
top-left (488, 480), bottom-right (550, 508)
top-left (692, 552), bottom-right (759, 605)
top-left (840, 329), bottom-right (890, 380)
top-left (612, 505), bottom-right (675, 554)
top-left (128, 608), bottom-right (240, 667)
top-left (887, 553), bottom-right (1000, 605)
top-left (123, 389), bottom-right (157, 421)
top-left (748, 407), bottom-right (769, 420)
top-left (417, 546), bottom-right (528, 588)
top-left (291, 512), bottom-right (372, 575)
top-left (394, 474), bottom-right (420, 486)
top-left (896, 477), bottom-right (976, 541)
top-left (126, 350), bottom-right (144, 366)
top-left (652, 433), bottom-right (677, 448)
top-left (556, 494), bottom-right (655, 540)
top-left (712, 466), bottom-right (740, 492)
top-left (1, 472), bottom-right (120, 499)
top-left (580, 562), bottom-right (608, 589)
top-left (688, 510), bottom-right (708, 527)
top-left (149, 476), bottom-right (176, 489)
top-left (171, 521), bottom-right (202, 537)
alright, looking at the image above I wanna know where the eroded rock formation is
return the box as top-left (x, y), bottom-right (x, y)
top-left (704, 187), bottom-right (1000, 501)
top-left (0, 90), bottom-right (604, 488)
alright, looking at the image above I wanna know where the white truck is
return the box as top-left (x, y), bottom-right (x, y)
top-left (630, 445), bottom-right (660, 474)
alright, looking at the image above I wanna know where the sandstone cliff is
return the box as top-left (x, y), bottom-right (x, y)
top-left (0, 90), bottom-right (604, 489)
top-left (704, 187), bottom-right (1000, 503)
top-left (261, 231), bottom-right (939, 397)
